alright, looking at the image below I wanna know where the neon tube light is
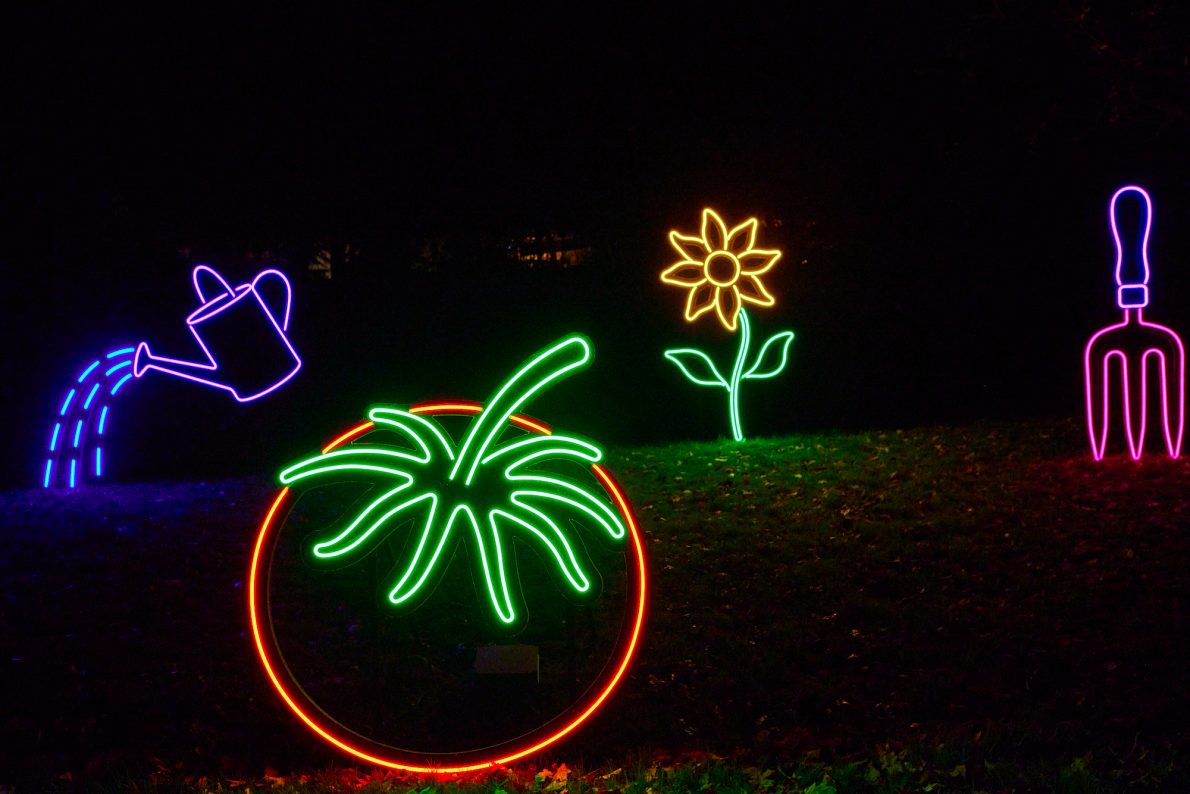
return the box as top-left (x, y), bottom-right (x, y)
top-left (78, 360), bottom-right (101, 382)
top-left (109, 374), bottom-right (133, 395)
top-left (82, 383), bottom-right (101, 410)
top-left (251, 425), bottom-right (647, 774)
top-left (1083, 185), bottom-right (1185, 459)
top-left (660, 208), bottom-right (796, 441)
top-left (251, 338), bottom-right (648, 772)
top-left (95, 447), bottom-right (102, 477)
top-left (41, 346), bottom-right (134, 488)
top-left (278, 336), bottom-right (615, 628)
top-left (132, 265), bottom-right (302, 402)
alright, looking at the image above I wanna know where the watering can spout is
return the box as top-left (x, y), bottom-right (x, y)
top-left (133, 342), bottom-right (218, 381)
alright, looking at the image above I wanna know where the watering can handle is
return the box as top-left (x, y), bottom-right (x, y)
top-left (251, 269), bottom-right (293, 331)
top-left (192, 265), bottom-right (235, 305)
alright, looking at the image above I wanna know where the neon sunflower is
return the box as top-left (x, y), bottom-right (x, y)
top-left (660, 208), bottom-right (795, 442)
top-left (661, 208), bottom-right (782, 332)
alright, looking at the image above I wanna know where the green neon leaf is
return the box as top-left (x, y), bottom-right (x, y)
top-left (484, 433), bottom-right (602, 471)
top-left (742, 330), bottom-right (794, 380)
top-left (512, 486), bottom-right (626, 540)
top-left (279, 448), bottom-right (423, 483)
top-left (467, 506), bottom-right (517, 624)
top-left (314, 488), bottom-right (429, 558)
top-left (664, 348), bottom-right (729, 389)
top-left (494, 505), bottom-right (591, 593)
top-left (368, 407), bottom-right (456, 461)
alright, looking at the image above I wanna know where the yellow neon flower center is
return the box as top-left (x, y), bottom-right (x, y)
top-left (704, 251), bottom-right (740, 288)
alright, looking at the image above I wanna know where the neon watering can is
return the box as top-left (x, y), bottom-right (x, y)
top-left (133, 265), bottom-right (302, 402)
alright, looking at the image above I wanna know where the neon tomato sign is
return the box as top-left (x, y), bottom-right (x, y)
top-left (248, 337), bottom-right (648, 772)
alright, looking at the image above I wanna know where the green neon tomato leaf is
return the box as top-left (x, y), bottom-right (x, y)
top-left (664, 348), bottom-right (729, 389)
top-left (742, 330), bottom-right (794, 380)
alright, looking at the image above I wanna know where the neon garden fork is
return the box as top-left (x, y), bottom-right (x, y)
top-left (1083, 185), bottom-right (1185, 460)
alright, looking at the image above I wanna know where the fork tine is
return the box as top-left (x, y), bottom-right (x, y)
top-left (1084, 340), bottom-right (1113, 460)
top-left (1122, 352), bottom-right (1147, 460)
top-left (1146, 344), bottom-right (1185, 458)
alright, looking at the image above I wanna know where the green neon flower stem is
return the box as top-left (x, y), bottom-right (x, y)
top-left (663, 309), bottom-right (795, 443)
top-left (727, 309), bottom-right (753, 442)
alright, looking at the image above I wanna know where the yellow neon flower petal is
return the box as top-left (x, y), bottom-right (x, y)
top-left (669, 230), bottom-right (709, 262)
top-left (725, 218), bottom-right (758, 254)
top-left (736, 274), bottom-right (776, 307)
top-left (738, 248), bottom-right (781, 276)
top-left (660, 261), bottom-right (708, 287)
top-left (715, 286), bottom-right (742, 332)
top-left (685, 282), bottom-right (717, 322)
top-left (700, 209), bottom-right (729, 252)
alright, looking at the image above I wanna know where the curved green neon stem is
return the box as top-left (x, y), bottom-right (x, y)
top-left (450, 335), bottom-right (591, 485)
top-left (727, 309), bottom-right (752, 442)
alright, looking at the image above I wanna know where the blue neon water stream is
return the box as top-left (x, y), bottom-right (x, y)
top-left (42, 346), bottom-right (136, 488)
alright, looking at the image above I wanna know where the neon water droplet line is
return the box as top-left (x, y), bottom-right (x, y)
top-left (132, 265), bottom-right (302, 402)
top-left (1083, 185), bottom-right (1185, 460)
top-left (42, 345), bottom-right (136, 488)
top-left (77, 360), bottom-right (101, 383)
top-left (82, 382), bottom-right (101, 410)
top-left (109, 374), bottom-right (133, 395)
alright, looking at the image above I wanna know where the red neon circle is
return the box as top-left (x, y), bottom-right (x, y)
top-left (248, 403), bottom-right (648, 774)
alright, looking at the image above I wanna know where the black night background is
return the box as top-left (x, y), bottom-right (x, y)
top-left (3, 4), bottom-right (1189, 484)
top-left (3, 4), bottom-right (1190, 791)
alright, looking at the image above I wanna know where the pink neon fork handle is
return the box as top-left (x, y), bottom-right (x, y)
top-left (251, 269), bottom-right (293, 331)
top-left (192, 265), bottom-right (236, 305)
top-left (1110, 185), bottom-right (1152, 308)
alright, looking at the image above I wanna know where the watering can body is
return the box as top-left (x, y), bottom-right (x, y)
top-left (134, 265), bottom-right (302, 402)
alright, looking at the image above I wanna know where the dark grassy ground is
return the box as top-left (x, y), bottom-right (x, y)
top-left (2, 418), bottom-right (1188, 792)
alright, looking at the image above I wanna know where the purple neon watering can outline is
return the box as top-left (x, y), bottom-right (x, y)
top-left (133, 265), bottom-right (302, 402)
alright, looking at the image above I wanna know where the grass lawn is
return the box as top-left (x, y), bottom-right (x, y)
top-left (1, 418), bottom-right (1187, 792)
